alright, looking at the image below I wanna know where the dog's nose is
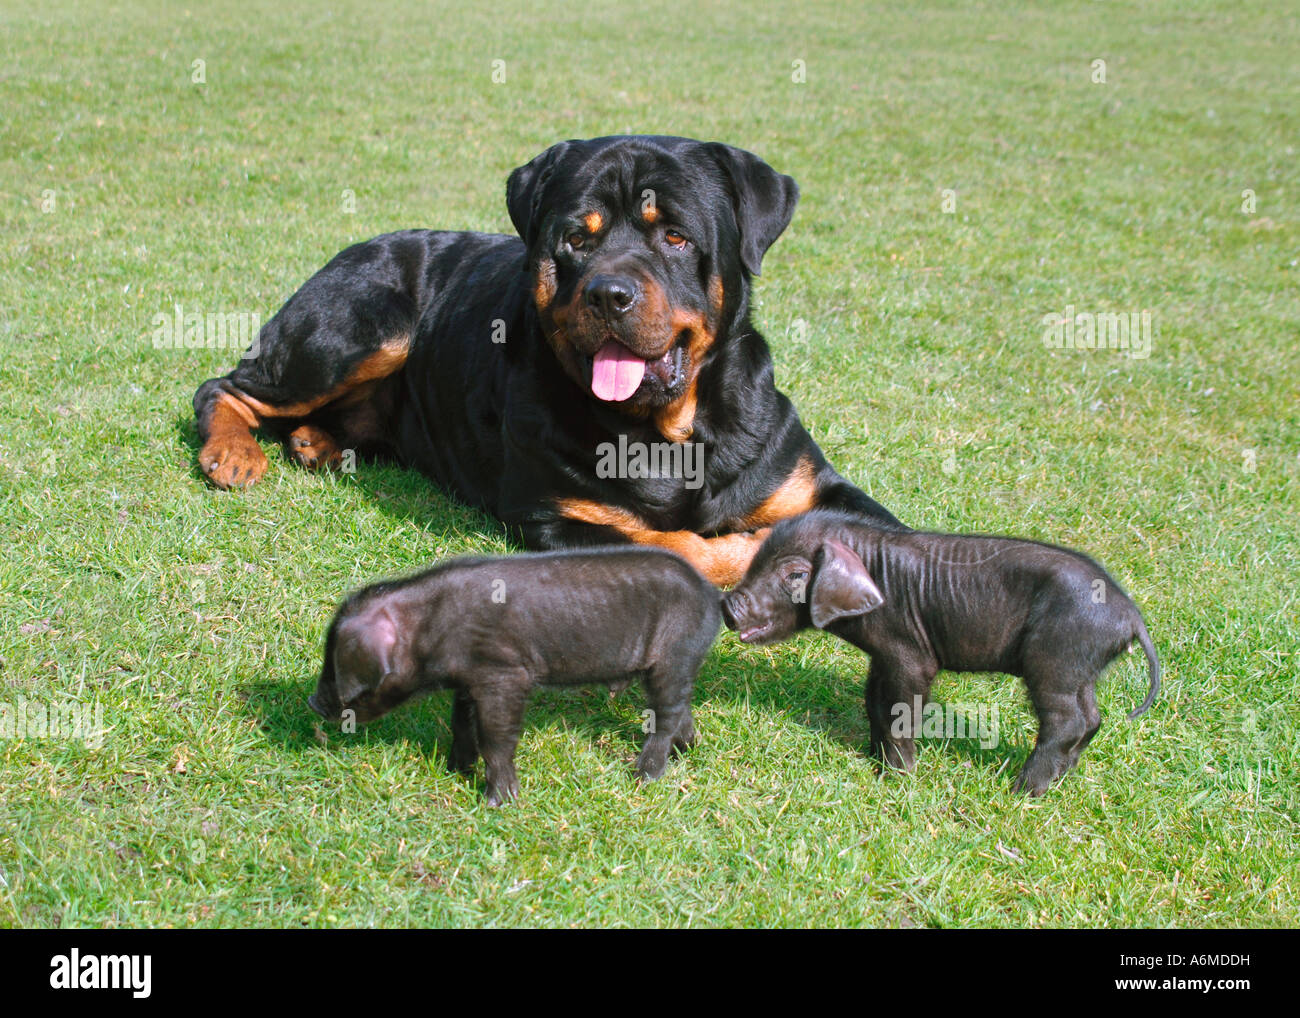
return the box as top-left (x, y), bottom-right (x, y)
top-left (584, 275), bottom-right (638, 318)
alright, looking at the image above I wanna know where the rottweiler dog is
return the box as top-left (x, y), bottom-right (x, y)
top-left (193, 135), bottom-right (903, 585)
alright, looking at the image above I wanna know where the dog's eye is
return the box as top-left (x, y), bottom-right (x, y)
top-left (565, 232), bottom-right (586, 251)
top-left (664, 229), bottom-right (689, 249)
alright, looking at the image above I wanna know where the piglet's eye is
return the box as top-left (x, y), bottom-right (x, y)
top-left (781, 570), bottom-right (808, 601)
top-left (664, 229), bottom-right (689, 248)
top-left (566, 232), bottom-right (586, 250)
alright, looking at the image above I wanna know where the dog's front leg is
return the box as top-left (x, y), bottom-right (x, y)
top-left (527, 500), bottom-right (767, 586)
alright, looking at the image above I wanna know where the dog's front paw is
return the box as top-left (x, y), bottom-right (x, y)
top-left (288, 424), bottom-right (344, 471)
top-left (200, 435), bottom-right (269, 490)
top-left (710, 529), bottom-right (772, 587)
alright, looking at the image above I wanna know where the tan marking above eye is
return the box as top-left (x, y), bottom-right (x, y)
top-left (583, 211), bottom-right (603, 233)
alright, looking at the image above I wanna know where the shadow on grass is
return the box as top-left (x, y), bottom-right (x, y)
top-left (243, 650), bottom-right (1034, 805)
top-left (703, 649), bottom-right (1035, 781)
top-left (241, 673), bottom-right (675, 800)
top-left (174, 410), bottom-right (512, 543)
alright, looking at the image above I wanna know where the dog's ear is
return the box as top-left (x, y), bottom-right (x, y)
top-left (703, 143), bottom-right (800, 276)
top-left (809, 538), bottom-right (883, 629)
top-left (506, 141), bottom-right (573, 249)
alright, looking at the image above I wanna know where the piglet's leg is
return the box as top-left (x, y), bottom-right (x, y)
top-left (636, 664), bottom-right (699, 782)
top-left (865, 654), bottom-right (936, 773)
top-left (447, 690), bottom-right (479, 776)
top-left (1068, 683), bottom-right (1103, 768)
top-left (1013, 670), bottom-right (1094, 796)
top-left (470, 677), bottom-right (530, 807)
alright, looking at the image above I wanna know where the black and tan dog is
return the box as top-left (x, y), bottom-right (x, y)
top-left (193, 135), bottom-right (902, 585)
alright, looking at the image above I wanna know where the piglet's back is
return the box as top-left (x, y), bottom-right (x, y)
top-left (864, 529), bottom-right (1137, 669)
top-left (886, 530), bottom-right (1124, 595)
top-left (399, 547), bottom-right (721, 683)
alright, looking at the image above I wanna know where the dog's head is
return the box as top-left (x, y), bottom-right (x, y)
top-left (507, 135), bottom-right (798, 440)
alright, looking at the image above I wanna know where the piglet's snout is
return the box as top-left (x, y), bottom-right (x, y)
top-left (722, 590), bottom-right (743, 629)
top-left (308, 691), bottom-right (341, 720)
top-left (721, 591), bottom-right (749, 630)
top-left (721, 595), bottom-right (738, 630)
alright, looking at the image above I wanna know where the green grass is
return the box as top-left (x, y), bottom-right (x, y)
top-left (1, 0), bottom-right (1296, 927)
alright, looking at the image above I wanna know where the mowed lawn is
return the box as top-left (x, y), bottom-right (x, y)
top-left (0, 0), bottom-right (1296, 927)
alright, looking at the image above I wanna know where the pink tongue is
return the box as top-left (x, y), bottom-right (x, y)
top-left (591, 341), bottom-right (646, 401)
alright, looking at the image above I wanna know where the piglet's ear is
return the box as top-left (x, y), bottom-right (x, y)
top-left (809, 539), bottom-right (883, 629)
top-left (334, 607), bottom-right (398, 701)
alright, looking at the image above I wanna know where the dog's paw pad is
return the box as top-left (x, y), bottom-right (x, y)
top-left (288, 425), bottom-right (343, 471)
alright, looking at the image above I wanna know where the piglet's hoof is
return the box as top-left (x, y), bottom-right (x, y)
top-left (484, 775), bottom-right (520, 807)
